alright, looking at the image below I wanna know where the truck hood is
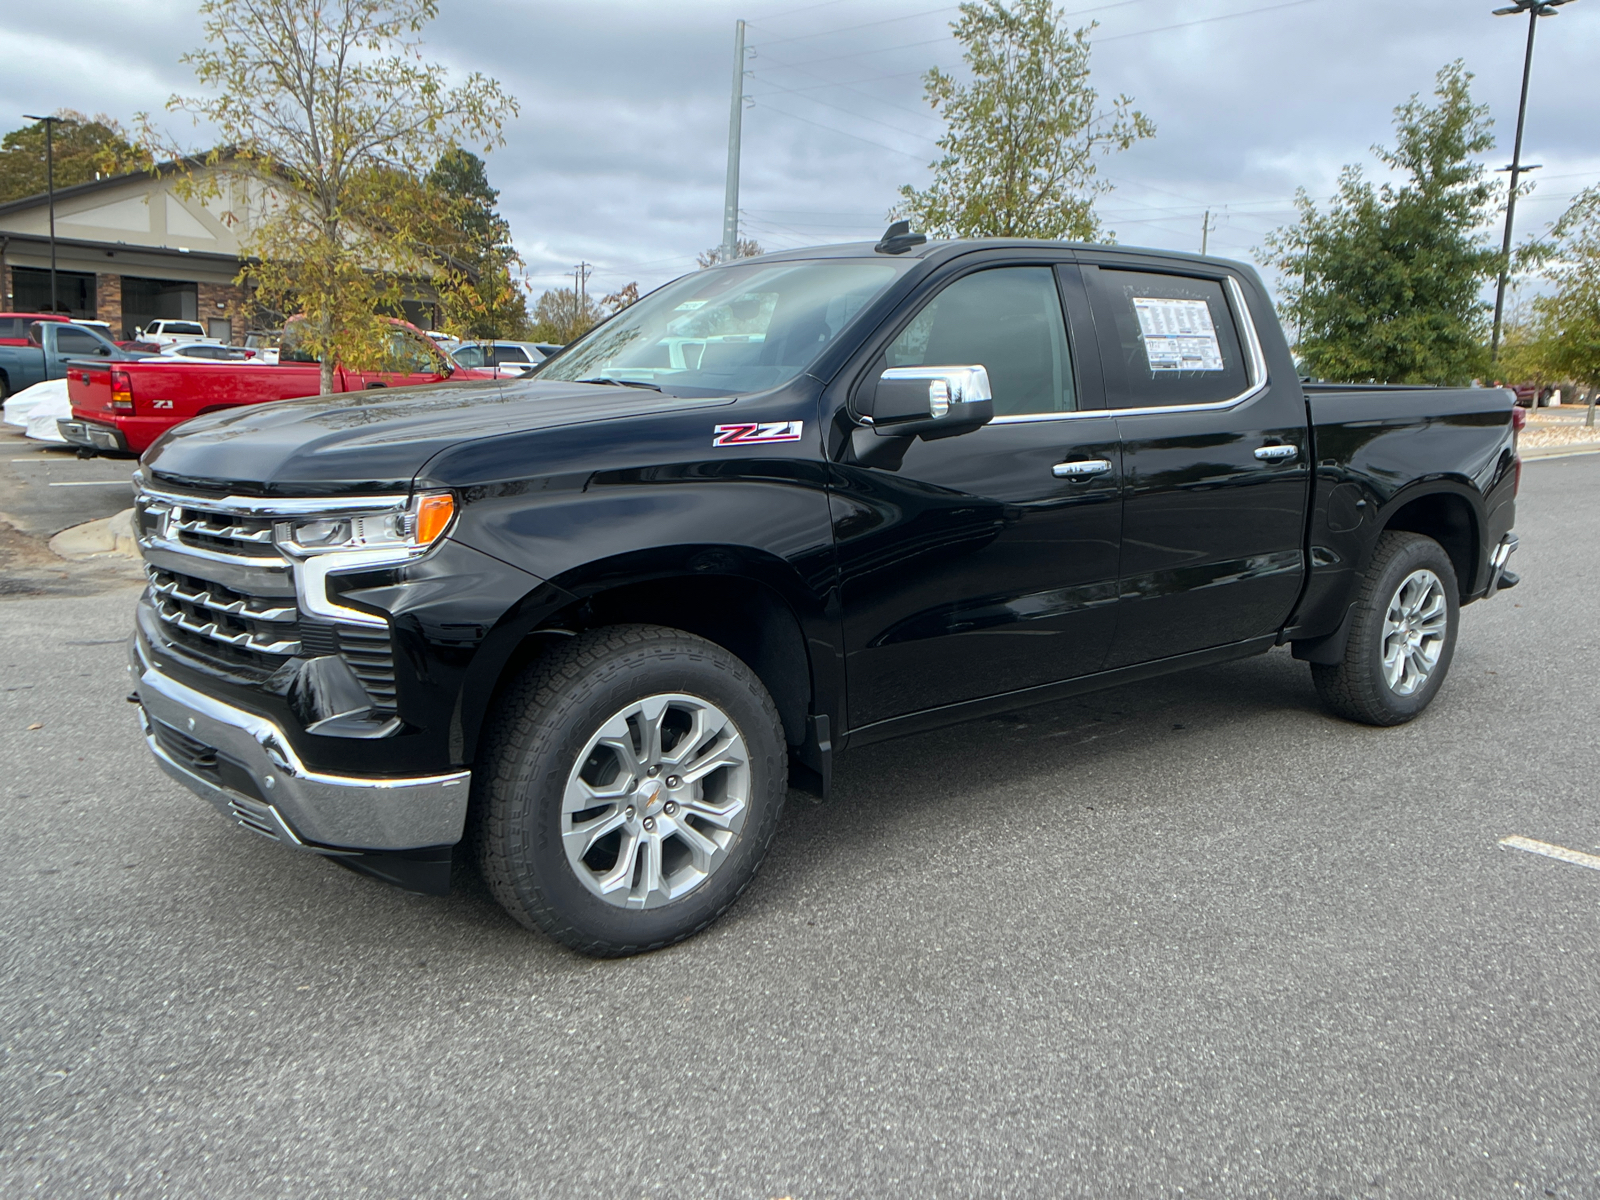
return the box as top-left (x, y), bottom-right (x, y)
top-left (142, 377), bottom-right (730, 495)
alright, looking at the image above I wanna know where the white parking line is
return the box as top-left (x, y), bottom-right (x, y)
top-left (1499, 835), bottom-right (1600, 872)
top-left (46, 481), bottom-right (132, 487)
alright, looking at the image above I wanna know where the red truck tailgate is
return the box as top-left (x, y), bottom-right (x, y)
top-left (68, 362), bottom-right (119, 419)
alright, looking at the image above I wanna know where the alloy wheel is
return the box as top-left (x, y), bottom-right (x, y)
top-left (1381, 568), bottom-right (1448, 696)
top-left (561, 693), bottom-right (750, 909)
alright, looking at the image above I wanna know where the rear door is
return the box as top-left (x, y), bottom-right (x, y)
top-left (832, 258), bottom-right (1123, 730)
top-left (1077, 258), bottom-right (1308, 667)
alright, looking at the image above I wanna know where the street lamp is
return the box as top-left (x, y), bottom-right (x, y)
top-left (21, 114), bottom-right (63, 315)
top-left (1488, 0), bottom-right (1577, 362)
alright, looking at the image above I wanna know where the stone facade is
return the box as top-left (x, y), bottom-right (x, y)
top-left (197, 279), bottom-right (249, 341)
top-left (96, 273), bottom-right (122, 333)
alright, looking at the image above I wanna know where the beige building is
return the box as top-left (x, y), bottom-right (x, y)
top-left (0, 162), bottom-right (442, 341)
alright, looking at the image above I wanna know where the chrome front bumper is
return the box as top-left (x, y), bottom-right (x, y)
top-left (131, 639), bottom-right (470, 854)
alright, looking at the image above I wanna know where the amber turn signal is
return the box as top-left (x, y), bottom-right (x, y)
top-left (414, 492), bottom-right (455, 545)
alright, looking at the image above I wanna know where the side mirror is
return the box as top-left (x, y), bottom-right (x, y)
top-left (858, 364), bottom-right (994, 439)
top-left (849, 364), bottom-right (995, 468)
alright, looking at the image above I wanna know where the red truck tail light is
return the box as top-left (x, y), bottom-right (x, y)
top-left (110, 369), bottom-right (134, 413)
top-left (1510, 406), bottom-right (1526, 434)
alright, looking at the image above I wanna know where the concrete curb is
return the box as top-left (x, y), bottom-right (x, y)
top-left (49, 508), bottom-right (139, 561)
top-left (1522, 444), bottom-right (1600, 461)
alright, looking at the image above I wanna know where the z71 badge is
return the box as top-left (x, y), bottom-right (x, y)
top-left (712, 421), bottom-right (804, 446)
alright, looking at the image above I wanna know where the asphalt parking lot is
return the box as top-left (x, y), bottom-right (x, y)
top-left (0, 427), bottom-right (141, 538)
top-left (2, 455), bottom-right (1598, 1199)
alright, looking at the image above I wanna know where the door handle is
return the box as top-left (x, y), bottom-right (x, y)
top-left (1254, 444), bottom-right (1298, 462)
top-left (1052, 458), bottom-right (1112, 479)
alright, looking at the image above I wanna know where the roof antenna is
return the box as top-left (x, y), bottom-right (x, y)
top-left (874, 220), bottom-right (926, 255)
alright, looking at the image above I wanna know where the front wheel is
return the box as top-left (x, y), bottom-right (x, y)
top-left (474, 624), bottom-right (787, 956)
top-left (1312, 531), bottom-right (1460, 726)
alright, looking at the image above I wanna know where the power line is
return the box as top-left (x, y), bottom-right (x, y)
top-left (753, 82), bottom-right (942, 145)
top-left (745, 5), bottom-right (958, 49)
top-left (1098, 0), bottom-right (1325, 43)
top-left (751, 101), bottom-right (930, 159)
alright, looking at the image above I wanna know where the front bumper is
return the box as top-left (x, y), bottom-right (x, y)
top-left (58, 418), bottom-right (130, 454)
top-left (131, 636), bottom-right (471, 856)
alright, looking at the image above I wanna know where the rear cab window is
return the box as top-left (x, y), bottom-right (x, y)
top-left (1085, 267), bottom-right (1250, 408)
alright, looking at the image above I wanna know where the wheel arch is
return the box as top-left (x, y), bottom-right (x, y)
top-left (1376, 482), bottom-right (1482, 599)
top-left (458, 547), bottom-right (832, 771)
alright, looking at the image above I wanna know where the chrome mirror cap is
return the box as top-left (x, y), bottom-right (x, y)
top-left (879, 364), bottom-right (993, 417)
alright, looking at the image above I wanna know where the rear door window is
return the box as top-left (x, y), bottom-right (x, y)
top-left (1086, 267), bottom-right (1250, 408)
top-left (492, 345), bottom-right (530, 365)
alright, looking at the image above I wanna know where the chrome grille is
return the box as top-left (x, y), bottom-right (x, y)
top-left (168, 508), bottom-right (281, 558)
top-left (148, 566), bottom-right (302, 658)
top-left (136, 480), bottom-right (406, 720)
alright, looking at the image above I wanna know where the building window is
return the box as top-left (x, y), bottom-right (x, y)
top-left (121, 276), bottom-right (199, 341)
top-left (10, 268), bottom-right (96, 319)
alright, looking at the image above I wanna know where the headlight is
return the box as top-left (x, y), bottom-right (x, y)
top-left (275, 491), bottom-right (456, 557)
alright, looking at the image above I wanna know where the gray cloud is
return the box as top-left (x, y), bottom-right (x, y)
top-left (5, 0), bottom-right (1594, 305)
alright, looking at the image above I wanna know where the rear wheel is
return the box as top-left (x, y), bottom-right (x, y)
top-left (474, 624), bottom-right (787, 956)
top-left (1312, 531), bottom-right (1460, 726)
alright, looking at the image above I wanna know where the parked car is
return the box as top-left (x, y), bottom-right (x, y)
top-left (449, 339), bottom-right (546, 377)
top-left (126, 234), bottom-right (1520, 957)
top-left (2, 376), bottom-right (67, 432)
top-left (0, 311), bottom-right (71, 347)
top-left (138, 319), bottom-right (209, 347)
top-left (158, 342), bottom-right (257, 361)
top-left (18, 379), bottom-right (71, 443)
top-left (0, 320), bottom-right (142, 402)
top-left (64, 317), bottom-right (494, 454)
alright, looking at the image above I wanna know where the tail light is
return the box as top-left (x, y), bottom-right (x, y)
top-left (1510, 406), bottom-right (1526, 434)
top-left (110, 369), bottom-right (134, 413)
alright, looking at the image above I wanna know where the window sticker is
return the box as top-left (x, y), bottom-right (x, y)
top-left (1133, 297), bottom-right (1224, 372)
top-left (674, 300), bottom-right (709, 311)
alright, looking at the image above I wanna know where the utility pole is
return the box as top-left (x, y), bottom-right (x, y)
top-left (1489, 0), bottom-right (1577, 361)
top-left (719, 20), bottom-right (748, 265)
top-left (573, 262), bottom-right (591, 313)
top-left (1199, 209), bottom-right (1211, 256)
top-left (22, 114), bottom-right (61, 314)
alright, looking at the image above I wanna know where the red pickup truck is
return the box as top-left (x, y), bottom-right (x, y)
top-left (62, 321), bottom-right (494, 454)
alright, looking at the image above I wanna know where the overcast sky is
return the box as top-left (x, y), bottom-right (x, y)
top-left (5, 0), bottom-right (1597, 307)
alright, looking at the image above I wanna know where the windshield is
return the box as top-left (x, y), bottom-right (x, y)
top-left (537, 258), bottom-right (908, 396)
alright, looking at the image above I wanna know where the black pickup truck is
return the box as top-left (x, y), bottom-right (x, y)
top-left (127, 231), bottom-right (1520, 956)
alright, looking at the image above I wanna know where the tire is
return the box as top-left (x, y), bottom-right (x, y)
top-left (473, 624), bottom-right (788, 956)
top-left (1312, 531), bottom-right (1460, 726)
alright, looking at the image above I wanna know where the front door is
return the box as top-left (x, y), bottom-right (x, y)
top-left (831, 262), bottom-right (1123, 732)
top-left (1077, 261), bottom-right (1309, 667)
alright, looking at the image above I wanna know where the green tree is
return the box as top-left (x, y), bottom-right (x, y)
top-left (896, 0), bottom-right (1153, 241)
top-left (1261, 62), bottom-right (1501, 385)
top-left (427, 148), bottom-right (530, 339)
top-left (697, 238), bottom-right (762, 268)
top-left (0, 111), bottom-right (141, 203)
top-left (531, 287), bottom-right (602, 344)
top-left (1522, 185), bottom-right (1600, 397)
top-left (163, 0), bottom-right (517, 393)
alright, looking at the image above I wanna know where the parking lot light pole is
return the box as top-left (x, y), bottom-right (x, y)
top-left (1488, 0), bottom-right (1577, 361)
top-left (22, 114), bottom-right (62, 315)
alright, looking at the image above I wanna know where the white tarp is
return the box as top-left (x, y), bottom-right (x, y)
top-left (4, 377), bottom-right (68, 429)
top-left (23, 383), bottom-right (72, 443)
top-left (1134, 297), bottom-right (1224, 372)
